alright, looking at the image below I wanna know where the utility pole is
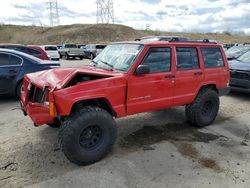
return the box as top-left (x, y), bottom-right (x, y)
top-left (97, 0), bottom-right (114, 24)
top-left (47, 0), bottom-right (60, 26)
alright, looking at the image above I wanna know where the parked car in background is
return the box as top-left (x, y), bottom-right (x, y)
top-left (58, 43), bottom-right (85, 60)
top-left (225, 44), bottom-right (250, 60)
top-left (0, 49), bottom-right (60, 97)
top-left (82, 44), bottom-right (106, 59)
top-left (223, 43), bottom-right (235, 51)
top-left (229, 50), bottom-right (250, 93)
top-left (27, 45), bottom-right (51, 60)
top-left (40, 45), bottom-right (60, 61)
top-left (77, 44), bottom-right (86, 49)
top-left (57, 44), bottom-right (62, 50)
top-left (0, 44), bottom-right (50, 60)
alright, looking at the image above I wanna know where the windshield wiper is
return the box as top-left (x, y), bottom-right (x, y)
top-left (98, 60), bottom-right (114, 70)
top-left (90, 60), bottom-right (98, 67)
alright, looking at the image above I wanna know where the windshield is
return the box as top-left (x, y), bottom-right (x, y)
top-left (238, 51), bottom-right (250, 63)
top-left (91, 44), bottom-right (143, 72)
top-left (226, 46), bottom-right (250, 57)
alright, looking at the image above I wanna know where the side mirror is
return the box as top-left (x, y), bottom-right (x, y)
top-left (135, 65), bottom-right (150, 75)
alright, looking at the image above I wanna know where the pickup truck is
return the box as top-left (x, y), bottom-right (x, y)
top-left (21, 38), bottom-right (230, 165)
top-left (58, 44), bottom-right (85, 60)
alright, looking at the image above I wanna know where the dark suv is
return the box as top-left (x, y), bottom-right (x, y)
top-left (82, 44), bottom-right (106, 59)
top-left (229, 50), bottom-right (250, 92)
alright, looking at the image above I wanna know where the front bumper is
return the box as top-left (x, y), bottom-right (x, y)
top-left (230, 78), bottom-right (250, 93)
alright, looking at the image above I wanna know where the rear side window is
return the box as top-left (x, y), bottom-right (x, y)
top-left (176, 47), bottom-right (199, 70)
top-left (26, 48), bottom-right (41, 55)
top-left (141, 48), bottom-right (171, 73)
top-left (0, 53), bottom-right (9, 66)
top-left (45, 46), bottom-right (57, 51)
top-left (201, 48), bottom-right (224, 68)
top-left (9, 55), bottom-right (22, 65)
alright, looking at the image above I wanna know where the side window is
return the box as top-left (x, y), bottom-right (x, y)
top-left (9, 55), bottom-right (22, 65)
top-left (201, 48), bottom-right (224, 68)
top-left (141, 48), bottom-right (171, 73)
top-left (176, 47), bottom-right (199, 70)
top-left (0, 53), bottom-right (9, 66)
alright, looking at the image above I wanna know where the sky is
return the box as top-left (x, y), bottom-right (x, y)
top-left (0, 0), bottom-right (250, 35)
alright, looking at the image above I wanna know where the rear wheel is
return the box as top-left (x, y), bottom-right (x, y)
top-left (66, 53), bottom-right (70, 60)
top-left (185, 89), bottom-right (219, 127)
top-left (59, 106), bottom-right (117, 165)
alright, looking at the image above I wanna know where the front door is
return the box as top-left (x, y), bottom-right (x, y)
top-left (127, 47), bottom-right (175, 115)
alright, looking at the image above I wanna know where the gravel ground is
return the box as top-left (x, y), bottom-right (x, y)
top-left (0, 59), bottom-right (250, 188)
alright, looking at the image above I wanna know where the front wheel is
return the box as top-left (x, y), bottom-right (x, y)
top-left (185, 89), bottom-right (219, 127)
top-left (90, 53), bottom-right (94, 60)
top-left (59, 106), bottom-right (117, 165)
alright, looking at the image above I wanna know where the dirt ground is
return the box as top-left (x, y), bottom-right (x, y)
top-left (0, 59), bottom-right (250, 188)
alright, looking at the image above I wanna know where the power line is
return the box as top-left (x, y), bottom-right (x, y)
top-left (97, 0), bottom-right (114, 24)
top-left (47, 0), bottom-right (60, 26)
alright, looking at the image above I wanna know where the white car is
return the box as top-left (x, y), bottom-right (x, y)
top-left (41, 45), bottom-right (60, 61)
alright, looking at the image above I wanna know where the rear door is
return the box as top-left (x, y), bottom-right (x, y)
top-left (201, 47), bottom-right (228, 87)
top-left (173, 46), bottom-right (204, 105)
top-left (0, 53), bottom-right (22, 95)
top-left (127, 47), bottom-right (175, 114)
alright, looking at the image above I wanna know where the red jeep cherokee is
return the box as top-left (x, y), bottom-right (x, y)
top-left (21, 39), bottom-right (230, 165)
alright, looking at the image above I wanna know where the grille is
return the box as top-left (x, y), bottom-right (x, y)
top-left (230, 71), bottom-right (250, 80)
top-left (27, 84), bottom-right (46, 103)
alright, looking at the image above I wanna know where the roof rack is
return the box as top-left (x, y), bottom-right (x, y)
top-left (169, 38), bottom-right (217, 44)
top-left (135, 36), bottom-right (217, 44)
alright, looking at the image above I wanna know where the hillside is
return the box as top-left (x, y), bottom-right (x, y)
top-left (0, 24), bottom-right (250, 45)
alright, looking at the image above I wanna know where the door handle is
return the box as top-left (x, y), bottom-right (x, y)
top-left (194, 72), bottom-right (203, 76)
top-left (165, 75), bottom-right (175, 79)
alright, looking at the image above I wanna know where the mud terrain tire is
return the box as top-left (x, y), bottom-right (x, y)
top-left (185, 89), bottom-right (219, 127)
top-left (59, 106), bottom-right (117, 165)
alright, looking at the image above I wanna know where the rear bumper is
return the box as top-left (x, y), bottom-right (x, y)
top-left (218, 87), bottom-right (230, 96)
top-left (68, 53), bottom-right (84, 57)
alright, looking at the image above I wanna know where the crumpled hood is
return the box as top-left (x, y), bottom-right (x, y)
top-left (229, 60), bottom-right (250, 71)
top-left (25, 66), bottom-right (123, 89)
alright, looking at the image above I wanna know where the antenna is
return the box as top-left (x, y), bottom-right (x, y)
top-left (96, 0), bottom-right (114, 24)
top-left (47, 0), bottom-right (60, 26)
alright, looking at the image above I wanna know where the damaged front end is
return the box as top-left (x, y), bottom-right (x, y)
top-left (21, 80), bottom-right (57, 126)
top-left (20, 67), bottom-right (117, 126)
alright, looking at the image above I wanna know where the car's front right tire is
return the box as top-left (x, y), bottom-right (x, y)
top-left (59, 106), bottom-right (117, 165)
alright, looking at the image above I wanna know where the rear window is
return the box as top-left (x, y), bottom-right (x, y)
top-left (201, 48), bottom-right (224, 68)
top-left (0, 53), bottom-right (9, 66)
top-left (96, 45), bottom-right (106, 49)
top-left (45, 46), bottom-right (57, 51)
top-left (26, 48), bottom-right (41, 55)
